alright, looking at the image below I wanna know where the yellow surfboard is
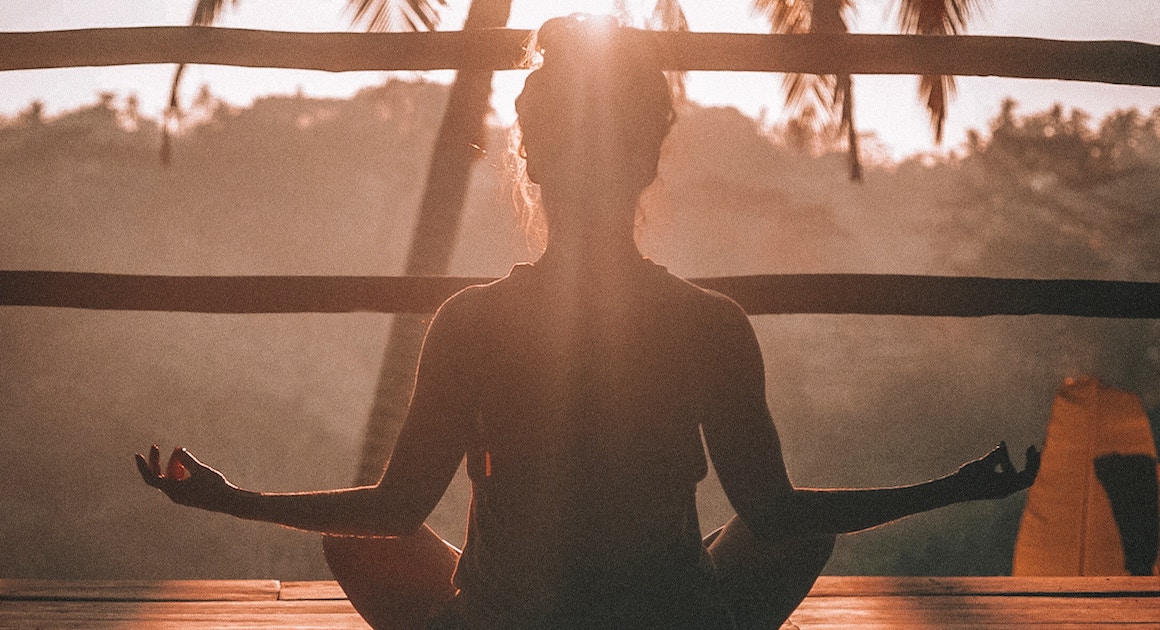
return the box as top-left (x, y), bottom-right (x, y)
top-left (1013, 376), bottom-right (1159, 576)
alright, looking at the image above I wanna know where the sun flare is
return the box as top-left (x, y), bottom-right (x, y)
top-left (512, 0), bottom-right (669, 29)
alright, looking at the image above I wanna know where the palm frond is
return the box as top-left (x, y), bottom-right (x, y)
top-left (191, 0), bottom-right (240, 26)
top-left (162, 0), bottom-right (240, 164)
top-left (782, 72), bottom-right (833, 117)
top-left (896, 0), bottom-right (987, 142)
top-left (918, 73), bottom-right (954, 144)
top-left (752, 0), bottom-right (811, 34)
top-left (347, 0), bottom-right (392, 31)
top-left (897, 0), bottom-right (982, 34)
top-left (754, 0), bottom-right (855, 34)
top-left (347, 0), bottom-right (449, 32)
top-left (809, 0), bottom-right (855, 33)
top-left (649, 0), bottom-right (691, 104)
top-left (755, 0), bottom-right (861, 180)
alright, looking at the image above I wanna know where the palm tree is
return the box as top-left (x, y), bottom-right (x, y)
top-left (161, 0), bottom-right (511, 484)
top-left (353, 0), bottom-right (513, 484)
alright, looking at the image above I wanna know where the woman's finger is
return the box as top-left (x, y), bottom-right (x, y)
top-left (135, 453), bottom-right (160, 486)
top-left (175, 448), bottom-right (200, 469)
top-left (996, 441), bottom-right (1015, 475)
top-left (149, 444), bottom-right (161, 476)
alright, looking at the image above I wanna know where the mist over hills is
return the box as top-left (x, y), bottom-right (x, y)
top-left (2, 80), bottom-right (1158, 579)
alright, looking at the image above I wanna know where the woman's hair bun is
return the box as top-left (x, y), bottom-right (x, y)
top-left (533, 14), bottom-right (624, 66)
top-left (514, 13), bottom-right (675, 195)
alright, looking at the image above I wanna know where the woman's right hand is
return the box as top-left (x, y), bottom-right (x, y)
top-left (135, 445), bottom-right (235, 513)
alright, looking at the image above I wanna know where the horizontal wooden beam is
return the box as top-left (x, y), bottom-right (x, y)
top-left (2, 271), bottom-right (1157, 318)
top-left (697, 274), bottom-right (1160, 318)
top-left (1, 27), bottom-right (1158, 87)
top-left (0, 272), bottom-right (486, 315)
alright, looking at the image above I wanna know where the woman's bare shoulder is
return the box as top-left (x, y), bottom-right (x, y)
top-left (652, 267), bottom-right (750, 325)
top-left (429, 264), bottom-right (534, 322)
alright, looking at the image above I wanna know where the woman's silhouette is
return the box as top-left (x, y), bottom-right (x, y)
top-left (137, 15), bottom-right (1039, 630)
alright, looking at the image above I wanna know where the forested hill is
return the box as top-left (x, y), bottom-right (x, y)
top-left (1, 80), bottom-right (1157, 579)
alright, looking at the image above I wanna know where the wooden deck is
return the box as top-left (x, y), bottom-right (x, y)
top-left (1, 576), bottom-right (1158, 629)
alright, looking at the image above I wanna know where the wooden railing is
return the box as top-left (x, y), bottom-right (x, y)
top-left (2, 27), bottom-right (1158, 319)
top-left (0, 28), bottom-right (1157, 87)
top-left (2, 271), bottom-right (1158, 318)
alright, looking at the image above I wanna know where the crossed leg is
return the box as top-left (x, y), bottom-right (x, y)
top-left (322, 525), bottom-right (461, 630)
top-left (323, 516), bottom-right (833, 630)
top-left (706, 515), bottom-right (836, 629)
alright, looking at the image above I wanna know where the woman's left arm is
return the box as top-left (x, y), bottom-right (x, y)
top-left (777, 442), bottom-right (1040, 537)
top-left (701, 296), bottom-right (1040, 540)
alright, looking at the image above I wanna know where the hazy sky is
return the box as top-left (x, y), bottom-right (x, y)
top-left (2, 0), bottom-right (1158, 157)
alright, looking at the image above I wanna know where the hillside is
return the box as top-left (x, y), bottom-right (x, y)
top-left (1, 82), bottom-right (1158, 579)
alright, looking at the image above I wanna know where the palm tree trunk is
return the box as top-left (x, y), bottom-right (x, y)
top-left (354, 0), bottom-right (513, 484)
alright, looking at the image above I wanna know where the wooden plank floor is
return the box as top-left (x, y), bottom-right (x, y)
top-left (1, 577), bottom-right (1158, 629)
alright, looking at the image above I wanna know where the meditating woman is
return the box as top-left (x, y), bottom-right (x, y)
top-left (137, 15), bottom-right (1039, 630)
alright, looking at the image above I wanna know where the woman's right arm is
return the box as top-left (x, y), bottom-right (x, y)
top-left (136, 290), bottom-right (481, 537)
top-left (136, 445), bottom-right (424, 536)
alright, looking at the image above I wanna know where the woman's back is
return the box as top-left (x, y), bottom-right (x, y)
top-left (444, 258), bottom-right (745, 627)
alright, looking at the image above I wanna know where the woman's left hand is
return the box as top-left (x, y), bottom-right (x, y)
top-left (135, 445), bottom-right (235, 513)
top-left (952, 442), bottom-right (1041, 501)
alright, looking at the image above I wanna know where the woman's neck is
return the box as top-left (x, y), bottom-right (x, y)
top-left (537, 231), bottom-right (642, 274)
top-left (536, 188), bottom-right (643, 273)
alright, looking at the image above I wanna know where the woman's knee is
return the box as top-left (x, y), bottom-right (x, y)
top-left (323, 525), bottom-right (460, 630)
top-left (706, 516), bottom-right (835, 629)
top-left (707, 515), bottom-right (835, 574)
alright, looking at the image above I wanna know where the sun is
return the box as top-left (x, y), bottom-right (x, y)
top-left (509, 1), bottom-right (656, 29)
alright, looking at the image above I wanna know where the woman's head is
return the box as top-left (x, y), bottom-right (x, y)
top-left (513, 15), bottom-right (675, 243)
